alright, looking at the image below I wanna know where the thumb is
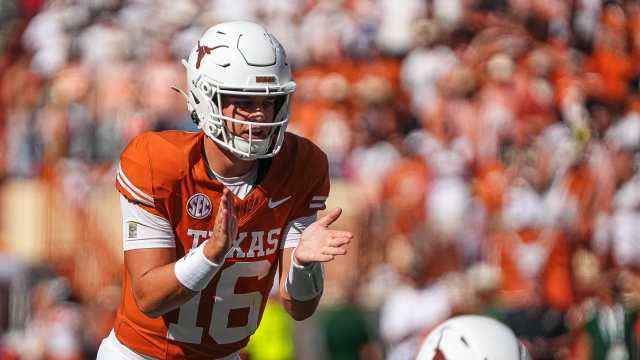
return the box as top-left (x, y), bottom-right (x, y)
top-left (316, 208), bottom-right (342, 227)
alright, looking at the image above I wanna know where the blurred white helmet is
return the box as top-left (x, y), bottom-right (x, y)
top-left (416, 315), bottom-right (530, 360)
top-left (181, 21), bottom-right (296, 160)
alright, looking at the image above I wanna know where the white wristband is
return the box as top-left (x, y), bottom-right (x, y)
top-left (174, 240), bottom-right (223, 292)
top-left (285, 251), bottom-right (324, 301)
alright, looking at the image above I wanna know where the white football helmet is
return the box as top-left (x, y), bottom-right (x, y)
top-left (416, 315), bottom-right (531, 360)
top-left (181, 21), bottom-right (296, 160)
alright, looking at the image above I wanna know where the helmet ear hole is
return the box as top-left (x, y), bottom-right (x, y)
top-left (191, 111), bottom-right (200, 125)
top-left (209, 121), bottom-right (222, 138)
top-left (213, 126), bottom-right (222, 137)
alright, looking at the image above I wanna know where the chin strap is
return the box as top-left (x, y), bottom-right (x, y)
top-left (172, 84), bottom-right (277, 159)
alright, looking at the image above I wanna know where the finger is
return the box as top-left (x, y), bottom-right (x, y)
top-left (218, 190), bottom-right (232, 227)
top-left (316, 254), bottom-right (334, 262)
top-left (322, 247), bottom-right (347, 256)
top-left (214, 202), bottom-right (226, 234)
top-left (219, 189), bottom-right (229, 215)
top-left (327, 230), bottom-right (353, 238)
top-left (316, 208), bottom-right (342, 227)
top-left (226, 191), bottom-right (235, 215)
top-left (328, 237), bottom-right (351, 247)
top-left (220, 209), bottom-right (228, 234)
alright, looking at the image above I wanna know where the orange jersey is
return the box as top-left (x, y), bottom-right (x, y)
top-left (488, 228), bottom-right (573, 310)
top-left (113, 130), bottom-right (329, 359)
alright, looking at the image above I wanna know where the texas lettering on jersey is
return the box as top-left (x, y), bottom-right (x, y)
top-left (185, 228), bottom-right (282, 258)
top-left (114, 130), bottom-right (329, 359)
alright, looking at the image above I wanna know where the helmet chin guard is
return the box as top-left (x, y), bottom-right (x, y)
top-left (180, 21), bottom-right (296, 160)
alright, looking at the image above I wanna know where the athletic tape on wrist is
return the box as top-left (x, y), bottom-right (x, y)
top-left (174, 240), bottom-right (223, 292)
top-left (285, 251), bottom-right (324, 301)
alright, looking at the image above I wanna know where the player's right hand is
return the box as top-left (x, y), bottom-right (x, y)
top-left (204, 188), bottom-right (237, 263)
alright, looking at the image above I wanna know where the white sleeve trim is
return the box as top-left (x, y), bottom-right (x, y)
top-left (282, 214), bottom-right (317, 249)
top-left (309, 196), bottom-right (327, 209)
top-left (117, 164), bottom-right (155, 208)
top-left (120, 195), bottom-right (175, 251)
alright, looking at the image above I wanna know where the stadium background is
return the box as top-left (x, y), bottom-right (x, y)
top-left (1, 0), bottom-right (640, 359)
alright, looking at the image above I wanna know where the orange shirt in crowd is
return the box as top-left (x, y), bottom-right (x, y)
top-left (489, 228), bottom-right (574, 310)
top-left (381, 157), bottom-right (431, 235)
top-left (564, 164), bottom-right (598, 243)
top-left (585, 45), bottom-right (634, 104)
top-left (473, 162), bottom-right (508, 214)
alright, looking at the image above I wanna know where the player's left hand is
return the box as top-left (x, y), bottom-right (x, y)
top-left (294, 208), bottom-right (353, 266)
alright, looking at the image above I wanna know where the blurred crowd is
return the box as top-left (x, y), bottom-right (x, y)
top-left (1, 0), bottom-right (640, 359)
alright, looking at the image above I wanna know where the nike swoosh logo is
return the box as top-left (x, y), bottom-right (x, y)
top-left (268, 196), bottom-right (292, 208)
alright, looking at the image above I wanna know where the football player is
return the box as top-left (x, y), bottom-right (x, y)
top-left (96, 21), bottom-right (353, 359)
top-left (416, 315), bottom-right (531, 360)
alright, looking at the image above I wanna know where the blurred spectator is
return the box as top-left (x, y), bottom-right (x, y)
top-left (401, 20), bottom-right (459, 116)
top-left (319, 279), bottom-right (382, 360)
top-left (378, 233), bottom-right (459, 359)
top-left (4, 277), bottom-right (85, 360)
top-left (2, 47), bottom-right (43, 178)
top-left (593, 110), bottom-right (640, 269)
top-left (568, 255), bottom-right (639, 360)
top-left (374, 0), bottom-right (426, 56)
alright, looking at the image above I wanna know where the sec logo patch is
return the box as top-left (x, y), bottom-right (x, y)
top-left (187, 193), bottom-right (212, 219)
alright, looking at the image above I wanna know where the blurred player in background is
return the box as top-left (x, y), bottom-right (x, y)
top-left (96, 21), bottom-right (352, 359)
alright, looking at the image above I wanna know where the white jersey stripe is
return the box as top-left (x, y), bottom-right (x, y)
top-left (117, 173), bottom-right (155, 208)
top-left (118, 164), bottom-right (154, 203)
top-left (310, 195), bottom-right (327, 209)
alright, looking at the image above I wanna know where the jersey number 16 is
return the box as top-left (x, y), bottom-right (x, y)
top-left (167, 260), bottom-right (271, 344)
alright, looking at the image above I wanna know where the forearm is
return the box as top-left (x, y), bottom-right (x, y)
top-left (132, 262), bottom-right (196, 318)
top-left (279, 250), bottom-right (324, 321)
top-left (280, 294), bottom-right (320, 321)
top-left (128, 240), bottom-right (224, 318)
